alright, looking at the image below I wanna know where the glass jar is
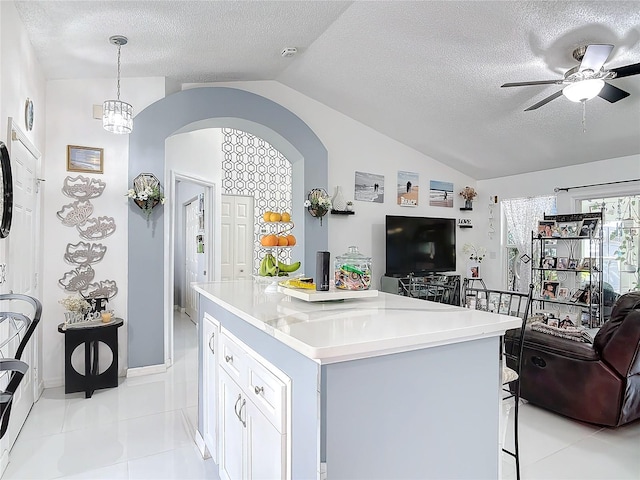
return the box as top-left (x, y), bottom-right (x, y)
top-left (334, 246), bottom-right (372, 290)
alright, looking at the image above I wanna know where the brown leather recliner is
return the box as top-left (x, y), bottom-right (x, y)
top-left (505, 290), bottom-right (640, 427)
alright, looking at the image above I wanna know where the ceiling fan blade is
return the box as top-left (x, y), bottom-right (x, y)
top-left (611, 62), bottom-right (640, 78)
top-left (598, 82), bottom-right (630, 103)
top-left (579, 44), bottom-right (614, 72)
top-left (524, 90), bottom-right (564, 111)
top-left (501, 80), bottom-right (562, 87)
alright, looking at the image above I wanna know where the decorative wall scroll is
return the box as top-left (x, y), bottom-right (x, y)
top-left (62, 175), bottom-right (106, 200)
top-left (77, 216), bottom-right (116, 239)
top-left (64, 242), bottom-right (107, 265)
top-left (81, 280), bottom-right (118, 299)
top-left (56, 201), bottom-right (94, 226)
top-left (58, 265), bottom-right (95, 291)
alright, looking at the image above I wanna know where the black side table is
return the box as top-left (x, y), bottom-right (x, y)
top-left (57, 318), bottom-right (123, 398)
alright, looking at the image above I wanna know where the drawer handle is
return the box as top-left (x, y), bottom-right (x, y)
top-left (254, 386), bottom-right (264, 395)
top-left (239, 398), bottom-right (246, 428)
top-left (208, 333), bottom-right (215, 354)
top-left (225, 354), bottom-right (233, 363)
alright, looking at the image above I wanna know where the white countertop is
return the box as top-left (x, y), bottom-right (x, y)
top-left (194, 280), bottom-right (522, 364)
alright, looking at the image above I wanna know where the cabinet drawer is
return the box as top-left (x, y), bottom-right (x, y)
top-left (246, 356), bottom-right (287, 433)
top-left (219, 331), bottom-right (248, 385)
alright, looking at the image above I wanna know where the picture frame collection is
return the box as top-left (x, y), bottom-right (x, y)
top-left (540, 255), bottom-right (595, 271)
top-left (537, 218), bottom-right (600, 239)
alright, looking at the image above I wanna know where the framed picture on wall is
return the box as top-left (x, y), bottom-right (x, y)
top-left (67, 145), bottom-right (104, 173)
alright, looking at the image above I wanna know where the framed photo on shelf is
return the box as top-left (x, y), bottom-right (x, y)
top-left (579, 288), bottom-right (591, 304)
top-left (557, 287), bottom-right (569, 299)
top-left (570, 289), bottom-right (584, 303)
top-left (537, 220), bottom-right (556, 238)
top-left (580, 258), bottom-right (592, 270)
top-left (568, 258), bottom-right (579, 269)
top-left (541, 281), bottom-right (559, 299)
top-left (541, 256), bottom-right (557, 269)
top-left (578, 218), bottom-right (600, 237)
top-left (556, 257), bottom-right (568, 269)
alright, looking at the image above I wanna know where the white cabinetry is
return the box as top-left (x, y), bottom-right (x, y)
top-left (218, 329), bottom-right (289, 480)
top-left (202, 313), bottom-right (220, 462)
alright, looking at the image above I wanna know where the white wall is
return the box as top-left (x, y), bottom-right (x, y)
top-left (0, 0), bottom-right (46, 291)
top-left (185, 81), bottom-right (481, 285)
top-left (42, 77), bottom-right (165, 387)
top-left (477, 154), bottom-right (640, 289)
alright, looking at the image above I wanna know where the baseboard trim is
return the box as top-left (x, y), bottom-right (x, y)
top-left (44, 377), bottom-right (64, 389)
top-left (194, 429), bottom-right (211, 459)
top-left (126, 363), bottom-right (167, 377)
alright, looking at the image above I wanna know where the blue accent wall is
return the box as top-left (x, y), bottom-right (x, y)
top-left (128, 87), bottom-right (328, 368)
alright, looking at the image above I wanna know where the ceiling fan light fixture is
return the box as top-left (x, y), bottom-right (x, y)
top-left (103, 35), bottom-right (133, 134)
top-left (562, 79), bottom-right (605, 103)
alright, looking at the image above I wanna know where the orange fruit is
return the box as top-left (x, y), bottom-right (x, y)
top-left (281, 212), bottom-right (291, 222)
top-left (261, 234), bottom-right (277, 247)
top-left (270, 212), bottom-right (282, 222)
top-left (286, 234), bottom-right (296, 246)
top-left (277, 236), bottom-right (289, 246)
top-left (262, 211), bottom-right (272, 222)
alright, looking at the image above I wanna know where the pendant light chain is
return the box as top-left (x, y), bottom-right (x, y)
top-left (116, 43), bottom-right (122, 101)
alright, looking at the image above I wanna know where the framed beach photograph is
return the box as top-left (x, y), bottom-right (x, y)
top-left (354, 171), bottom-right (385, 203)
top-left (429, 180), bottom-right (453, 208)
top-left (397, 171), bottom-right (419, 207)
top-left (67, 145), bottom-right (104, 173)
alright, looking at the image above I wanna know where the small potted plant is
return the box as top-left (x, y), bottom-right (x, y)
top-left (126, 173), bottom-right (166, 219)
top-left (459, 186), bottom-right (477, 209)
top-left (346, 201), bottom-right (354, 212)
top-left (304, 188), bottom-right (332, 225)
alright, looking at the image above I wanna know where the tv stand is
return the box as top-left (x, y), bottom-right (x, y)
top-left (381, 274), bottom-right (461, 305)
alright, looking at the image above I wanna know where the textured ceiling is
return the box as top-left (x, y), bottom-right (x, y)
top-left (14, 0), bottom-right (640, 180)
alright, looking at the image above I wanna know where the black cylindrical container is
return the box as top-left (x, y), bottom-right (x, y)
top-left (316, 251), bottom-right (330, 291)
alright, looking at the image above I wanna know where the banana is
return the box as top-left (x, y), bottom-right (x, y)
top-left (277, 261), bottom-right (301, 273)
top-left (265, 253), bottom-right (278, 276)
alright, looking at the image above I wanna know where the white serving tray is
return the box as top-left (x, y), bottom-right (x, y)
top-left (278, 286), bottom-right (378, 302)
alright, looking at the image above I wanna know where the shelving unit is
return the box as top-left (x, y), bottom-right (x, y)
top-left (531, 211), bottom-right (604, 328)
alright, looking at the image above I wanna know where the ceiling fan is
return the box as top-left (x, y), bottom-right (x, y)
top-left (501, 44), bottom-right (640, 111)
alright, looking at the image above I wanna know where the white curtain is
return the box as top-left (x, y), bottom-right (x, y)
top-left (502, 196), bottom-right (556, 292)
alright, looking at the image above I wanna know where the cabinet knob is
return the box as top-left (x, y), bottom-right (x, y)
top-left (254, 385), bottom-right (264, 395)
top-left (225, 354), bottom-right (233, 363)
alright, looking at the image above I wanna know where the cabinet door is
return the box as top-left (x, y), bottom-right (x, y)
top-left (202, 313), bottom-right (220, 462)
top-left (219, 370), bottom-right (245, 480)
top-left (246, 401), bottom-right (286, 480)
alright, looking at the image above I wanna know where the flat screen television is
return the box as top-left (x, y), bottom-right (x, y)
top-left (385, 215), bottom-right (456, 276)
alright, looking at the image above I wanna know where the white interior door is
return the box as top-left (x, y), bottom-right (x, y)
top-left (2, 121), bottom-right (41, 456)
top-left (221, 195), bottom-right (254, 281)
top-left (184, 199), bottom-right (200, 319)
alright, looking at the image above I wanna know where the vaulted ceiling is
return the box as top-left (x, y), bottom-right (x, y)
top-left (14, 1), bottom-right (640, 179)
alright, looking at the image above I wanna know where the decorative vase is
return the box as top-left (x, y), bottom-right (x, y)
top-left (465, 199), bottom-right (473, 209)
top-left (332, 186), bottom-right (347, 211)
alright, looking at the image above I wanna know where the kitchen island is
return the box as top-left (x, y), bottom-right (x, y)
top-left (194, 279), bottom-right (520, 480)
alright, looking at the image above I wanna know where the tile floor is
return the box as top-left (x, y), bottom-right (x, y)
top-left (3, 311), bottom-right (639, 479)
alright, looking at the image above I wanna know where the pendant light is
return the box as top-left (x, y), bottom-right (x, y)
top-left (103, 35), bottom-right (133, 134)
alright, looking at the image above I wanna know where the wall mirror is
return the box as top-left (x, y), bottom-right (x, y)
top-left (0, 142), bottom-right (14, 238)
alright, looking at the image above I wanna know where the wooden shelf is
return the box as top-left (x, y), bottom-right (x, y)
top-left (331, 210), bottom-right (355, 215)
top-left (459, 207), bottom-right (473, 211)
top-left (458, 225), bottom-right (473, 229)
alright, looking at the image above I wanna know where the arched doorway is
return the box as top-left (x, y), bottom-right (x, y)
top-left (127, 87), bottom-right (328, 370)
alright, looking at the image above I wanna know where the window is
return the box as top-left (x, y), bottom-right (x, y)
top-left (580, 195), bottom-right (639, 294)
